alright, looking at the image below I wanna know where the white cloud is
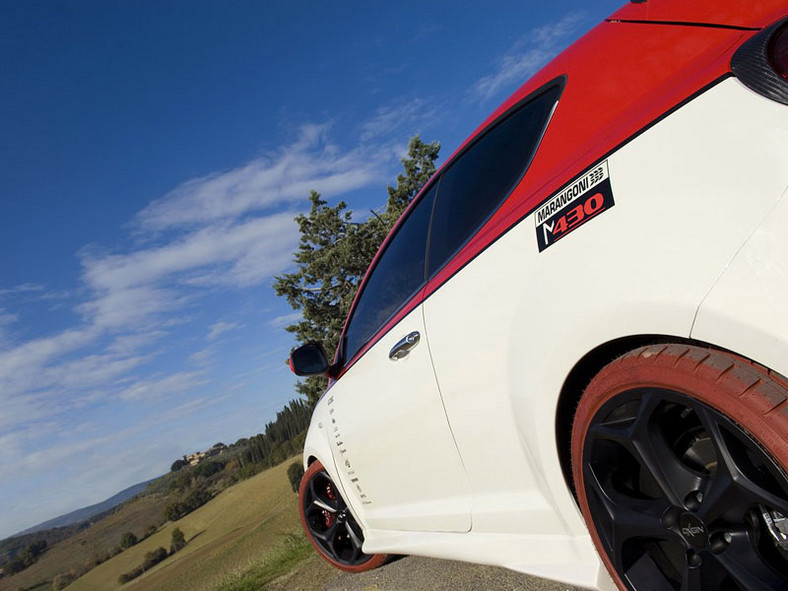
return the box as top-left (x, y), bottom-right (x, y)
top-left (360, 98), bottom-right (440, 142)
top-left (0, 283), bottom-right (44, 298)
top-left (118, 370), bottom-right (209, 402)
top-left (0, 328), bottom-right (99, 396)
top-left (268, 312), bottom-right (300, 329)
top-left (206, 321), bottom-right (242, 341)
top-left (135, 124), bottom-right (388, 232)
top-left (77, 213), bottom-right (299, 333)
top-left (0, 309), bottom-right (19, 343)
top-left (472, 13), bottom-right (587, 102)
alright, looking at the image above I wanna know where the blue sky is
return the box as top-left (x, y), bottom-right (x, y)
top-left (0, 0), bottom-right (621, 539)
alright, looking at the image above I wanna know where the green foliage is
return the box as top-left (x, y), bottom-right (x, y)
top-left (170, 458), bottom-right (188, 472)
top-left (3, 539), bottom-right (47, 574)
top-left (119, 531), bottom-right (137, 549)
top-left (164, 487), bottom-right (213, 521)
top-left (192, 460), bottom-right (224, 478)
top-left (384, 135), bottom-right (442, 224)
top-left (170, 527), bottom-right (186, 553)
top-left (142, 546), bottom-right (168, 569)
top-left (52, 571), bottom-right (77, 590)
top-left (237, 401), bottom-right (309, 474)
top-left (118, 546), bottom-right (168, 584)
top-left (287, 462), bottom-right (304, 494)
top-left (273, 136), bottom-right (440, 404)
top-left (144, 524), bottom-right (157, 537)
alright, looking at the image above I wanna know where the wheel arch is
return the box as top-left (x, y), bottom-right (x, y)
top-left (554, 333), bottom-right (700, 501)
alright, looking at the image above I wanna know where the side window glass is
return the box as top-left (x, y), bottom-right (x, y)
top-left (343, 182), bottom-right (438, 362)
top-left (428, 84), bottom-right (561, 276)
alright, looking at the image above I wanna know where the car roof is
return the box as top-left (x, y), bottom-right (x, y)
top-left (610, 0), bottom-right (787, 30)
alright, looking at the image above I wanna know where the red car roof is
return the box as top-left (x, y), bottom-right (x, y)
top-left (610, 0), bottom-right (787, 30)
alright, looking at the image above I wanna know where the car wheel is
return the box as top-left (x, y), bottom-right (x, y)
top-left (298, 460), bottom-right (388, 572)
top-left (571, 344), bottom-right (788, 590)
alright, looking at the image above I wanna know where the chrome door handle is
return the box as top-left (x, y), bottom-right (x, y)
top-left (389, 331), bottom-right (420, 361)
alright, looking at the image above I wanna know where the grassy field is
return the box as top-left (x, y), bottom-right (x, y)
top-left (0, 493), bottom-right (171, 591)
top-left (68, 459), bottom-right (312, 591)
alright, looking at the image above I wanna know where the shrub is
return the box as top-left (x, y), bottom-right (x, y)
top-left (170, 527), bottom-right (186, 553)
top-left (141, 547), bottom-right (168, 570)
top-left (52, 572), bottom-right (77, 590)
top-left (119, 531), bottom-right (137, 549)
top-left (287, 462), bottom-right (304, 493)
top-left (170, 458), bottom-right (187, 472)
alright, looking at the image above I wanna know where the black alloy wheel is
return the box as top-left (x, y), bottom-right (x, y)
top-left (299, 460), bottom-right (388, 572)
top-left (573, 345), bottom-right (788, 591)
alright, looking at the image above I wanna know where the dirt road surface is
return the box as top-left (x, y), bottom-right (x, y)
top-left (270, 554), bottom-right (587, 591)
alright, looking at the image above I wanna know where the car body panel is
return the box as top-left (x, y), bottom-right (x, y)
top-left (693, 185), bottom-right (788, 379)
top-left (337, 21), bottom-right (751, 376)
top-left (322, 304), bottom-right (473, 533)
top-left (302, 6), bottom-right (788, 590)
top-left (610, 0), bottom-right (788, 29)
top-left (425, 75), bottom-right (788, 539)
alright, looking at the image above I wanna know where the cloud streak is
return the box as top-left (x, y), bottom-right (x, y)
top-left (472, 13), bottom-right (587, 102)
top-left (135, 124), bottom-right (387, 233)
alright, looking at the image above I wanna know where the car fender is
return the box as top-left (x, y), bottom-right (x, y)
top-left (692, 184), bottom-right (788, 379)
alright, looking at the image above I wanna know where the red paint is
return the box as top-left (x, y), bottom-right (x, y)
top-left (334, 8), bottom-right (786, 379)
top-left (610, 0), bottom-right (787, 30)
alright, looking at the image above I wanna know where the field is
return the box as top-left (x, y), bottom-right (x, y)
top-left (68, 459), bottom-right (312, 591)
top-left (0, 493), bottom-right (170, 591)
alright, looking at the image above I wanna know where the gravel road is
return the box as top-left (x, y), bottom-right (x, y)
top-left (270, 554), bottom-right (587, 591)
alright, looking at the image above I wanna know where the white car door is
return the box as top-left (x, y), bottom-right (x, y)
top-left (326, 182), bottom-right (472, 533)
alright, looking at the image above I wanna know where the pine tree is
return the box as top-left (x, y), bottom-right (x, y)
top-left (273, 136), bottom-right (440, 405)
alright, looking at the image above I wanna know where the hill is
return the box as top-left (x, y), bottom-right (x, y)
top-left (14, 478), bottom-right (158, 538)
top-left (68, 458), bottom-right (307, 591)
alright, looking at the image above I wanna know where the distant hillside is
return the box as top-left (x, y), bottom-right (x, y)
top-left (14, 478), bottom-right (158, 537)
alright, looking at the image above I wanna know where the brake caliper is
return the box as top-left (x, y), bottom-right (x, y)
top-left (759, 505), bottom-right (788, 551)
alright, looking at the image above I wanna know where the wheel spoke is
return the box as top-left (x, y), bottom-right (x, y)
top-left (585, 463), bottom-right (674, 570)
top-left (346, 519), bottom-right (364, 550)
top-left (313, 520), bottom-right (339, 544)
top-left (715, 529), bottom-right (788, 590)
top-left (313, 498), bottom-right (336, 513)
top-left (694, 406), bottom-right (788, 523)
top-left (588, 391), bottom-right (703, 507)
top-left (621, 552), bottom-right (667, 589)
top-left (679, 562), bottom-right (701, 591)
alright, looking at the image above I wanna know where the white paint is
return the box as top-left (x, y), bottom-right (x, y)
top-left (304, 78), bottom-right (788, 588)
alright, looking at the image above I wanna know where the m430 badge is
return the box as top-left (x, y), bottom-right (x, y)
top-left (535, 161), bottom-right (614, 252)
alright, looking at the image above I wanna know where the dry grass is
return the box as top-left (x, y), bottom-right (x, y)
top-left (0, 493), bottom-right (171, 591)
top-left (68, 459), bottom-right (306, 591)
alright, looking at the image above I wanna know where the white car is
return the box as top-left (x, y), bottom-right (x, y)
top-left (289, 1), bottom-right (788, 589)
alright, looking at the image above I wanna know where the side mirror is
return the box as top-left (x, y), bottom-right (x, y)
top-left (289, 343), bottom-right (331, 376)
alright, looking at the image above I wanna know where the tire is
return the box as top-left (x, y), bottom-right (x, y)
top-left (298, 460), bottom-right (388, 572)
top-left (571, 344), bottom-right (788, 590)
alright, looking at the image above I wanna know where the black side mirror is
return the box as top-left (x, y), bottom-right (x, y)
top-left (289, 343), bottom-right (331, 376)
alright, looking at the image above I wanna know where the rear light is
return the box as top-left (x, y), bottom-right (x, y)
top-left (769, 23), bottom-right (788, 80)
top-left (731, 17), bottom-right (788, 106)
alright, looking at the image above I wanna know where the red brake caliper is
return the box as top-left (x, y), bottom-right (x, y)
top-left (323, 482), bottom-right (336, 528)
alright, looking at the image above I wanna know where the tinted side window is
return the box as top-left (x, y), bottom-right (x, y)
top-left (343, 183), bottom-right (438, 362)
top-left (428, 84), bottom-right (561, 276)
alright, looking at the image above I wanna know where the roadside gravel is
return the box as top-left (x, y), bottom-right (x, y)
top-left (268, 554), bottom-right (586, 591)
top-left (322, 556), bottom-right (585, 591)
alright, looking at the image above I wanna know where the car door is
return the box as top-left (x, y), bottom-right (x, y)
top-left (326, 182), bottom-right (473, 533)
top-left (421, 82), bottom-right (563, 533)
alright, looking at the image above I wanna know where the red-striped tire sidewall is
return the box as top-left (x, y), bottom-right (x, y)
top-left (298, 459), bottom-right (388, 573)
top-left (571, 344), bottom-right (788, 591)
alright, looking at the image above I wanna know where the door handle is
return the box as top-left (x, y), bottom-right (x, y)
top-left (389, 331), bottom-right (420, 361)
